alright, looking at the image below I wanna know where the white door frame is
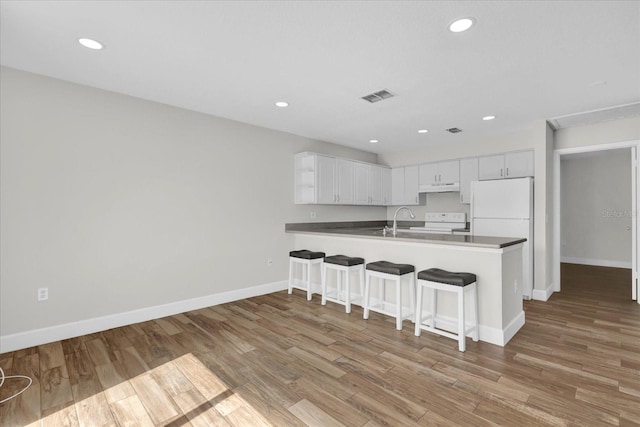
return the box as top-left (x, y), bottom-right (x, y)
top-left (553, 140), bottom-right (639, 302)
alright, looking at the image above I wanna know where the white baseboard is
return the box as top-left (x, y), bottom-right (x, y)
top-left (0, 280), bottom-right (288, 354)
top-left (561, 256), bottom-right (632, 269)
top-left (501, 311), bottom-right (526, 345)
top-left (431, 310), bottom-right (525, 347)
top-left (532, 283), bottom-right (555, 301)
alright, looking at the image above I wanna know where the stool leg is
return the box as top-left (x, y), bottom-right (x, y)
top-left (415, 282), bottom-right (424, 336)
top-left (288, 258), bottom-right (294, 295)
top-left (359, 266), bottom-right (365, 304)
top-left (345, 269), bottom-right (351, 314)
top-left (409, 274), bottom-right (416, 323)
top-left (395, 277), bottom-right (402, 330)
top-left (321, 262), bottom-right (327, 306)
top-left (306, 262), bottom-right (312, 301)
top-left (471, 283), bottom-right (479, 342)
top-left (378, 279), bottom-right (384, 310)
top-left (363, 272), bottom-right (371, 319)
top-left (458, 287), bottom-right (466, 352)
top-left (430, 288), bottom-right (437, 329)
top-left (337, 268), bottom-right (343, 304)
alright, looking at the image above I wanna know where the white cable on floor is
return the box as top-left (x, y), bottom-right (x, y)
top-left (0, 366), bottom-right (33, 404)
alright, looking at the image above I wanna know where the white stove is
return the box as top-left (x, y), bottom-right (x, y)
top-left (409, 212), bottom-right (467, 234)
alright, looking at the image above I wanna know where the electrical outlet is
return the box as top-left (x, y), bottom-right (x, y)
top-left (513, 280), bottom-right (518, 294)
top-left (310, 211), bottom-right (317, 219)
top-left (38, 287), bottom-right (48, 301)
top-left (267, 258), bottom-right (273, 267)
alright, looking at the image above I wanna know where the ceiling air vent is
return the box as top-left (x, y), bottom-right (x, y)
top-left (361, 89), bottom-right (395, 103)
top-left (446, 127), bottom-right (462, 133)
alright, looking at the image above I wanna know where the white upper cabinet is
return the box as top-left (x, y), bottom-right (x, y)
top-left (478, 154), bottom-right (504, 180)
top-left (336, 158), bottom-right (354, 204)
top-left (419, 160), bottom-right (460, 186)
top-left (369, 165), bottom-right (384, 205)
top-left (391, 166), bottom-right (419, 205)
top-left (419, 163), bottom-right (439, 186)
top-left (353, 162), bottom-right (370, 204)
top-left (391, 168), bottom-right (406, 205)
top-left (317, 154), bottom-right (338, 204)
top-left (382, 167), bottom-right (392, 206)
top-left (505, 150), bottom-right (535, 178)
top-left (295, 152), bottom-right (390, 205)
top-left (439, 160), bottom-right (460, 183)
top-left (459, 157), bottom-right (478, 204)
top-left (404, 165), bottom-right (420, 205)
top-left (479, 150), bottom-right (534, 180)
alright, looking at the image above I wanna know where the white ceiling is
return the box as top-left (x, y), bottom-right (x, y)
top-left (1, 1), bottom-right (639, 154)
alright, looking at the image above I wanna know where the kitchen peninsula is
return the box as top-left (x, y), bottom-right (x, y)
top-left (286, 221), bottom-right (526, 346)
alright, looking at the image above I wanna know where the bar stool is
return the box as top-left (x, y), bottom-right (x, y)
top-left (288, 250), bottom-right (325, 301)
top-left (414, 268), bottom-right (478, 352)
top-left (363, 261), bottom-right (416, 330)
top-left (321, 255), bottom-right (365, 313)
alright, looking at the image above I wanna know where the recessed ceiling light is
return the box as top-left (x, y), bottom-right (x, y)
top-left (482, 115), bottom-right (496, 121)
top-left (449, 18), bottom-right (475, 33)
top-left (369, 139), bottom-right (378, 144)
top-left (418, 129), bottom-right (429, 134)
top-left (78, 38), bottom-right (103, 50)
top-left (275, 101), bottom-right (289, 107)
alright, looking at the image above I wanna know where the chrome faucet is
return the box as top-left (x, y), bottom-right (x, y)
top-left (392, 206), bottom-right (416, 236)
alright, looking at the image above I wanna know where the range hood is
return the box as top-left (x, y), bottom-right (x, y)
top-left (419, 182), bottom-right (460, 193)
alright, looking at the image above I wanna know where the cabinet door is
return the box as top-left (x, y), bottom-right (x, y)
top-left (505, 150), bottom-right (534, 178)
top-left (459, 157), bottom-right (478, 204)
top-left (382, 168), bottom-right (392, 205)
top-left (391, 168), bottom-right (405, 205)
top-left (336, 159), bottom-right (354, 204)
top-left (369, 165), bottom-right (384, 205)
top-left (419, 163), bottom-right (439, 186)
top-left (478, 154), bottom-right (505, 180)
top-left (353, 162), bottom-right (370, 205)
top-left (439, 160), bottom-right (460, 184)
top-left (404, 165), bottom-right (420, 205)
top-left (317, 155), bottom-right (337, 204)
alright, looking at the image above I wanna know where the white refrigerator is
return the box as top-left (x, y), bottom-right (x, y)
top-left (471, 177), bottom-right (533, 299)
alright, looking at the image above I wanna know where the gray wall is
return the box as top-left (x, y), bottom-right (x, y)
top-left (0, 67), bottom-right (386, 337)
top-left (561, 149), bottom-right (633, 267)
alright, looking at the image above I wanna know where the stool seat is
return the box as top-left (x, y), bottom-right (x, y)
top-left (324, 255), bottom-right (365, 267)
top-left (366, 261), bottom-right (415, 276)
top-left (289, 250), bottom-right (326, 260)
top-left (417, 268), bottom-right (476, 287)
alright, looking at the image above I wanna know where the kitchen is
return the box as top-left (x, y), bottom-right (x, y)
top-left (1, 1), bottom-right (639, 425)
top-left (288, 149), bottom-right (534, 346)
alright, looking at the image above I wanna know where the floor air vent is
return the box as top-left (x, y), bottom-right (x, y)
top-left (361, 89), bottom-right (395, 103)
top-left (446, 128), bottom-right (462, 133)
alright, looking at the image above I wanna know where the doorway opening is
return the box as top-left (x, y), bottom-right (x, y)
top-left (553, 140), bottom-right (639, 302)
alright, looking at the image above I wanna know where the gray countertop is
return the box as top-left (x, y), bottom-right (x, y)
top-left (285, 221), bottom-right (526, 249)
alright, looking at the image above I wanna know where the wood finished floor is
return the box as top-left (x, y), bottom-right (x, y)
top-left (1, 263), bottom-right (639, 426)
